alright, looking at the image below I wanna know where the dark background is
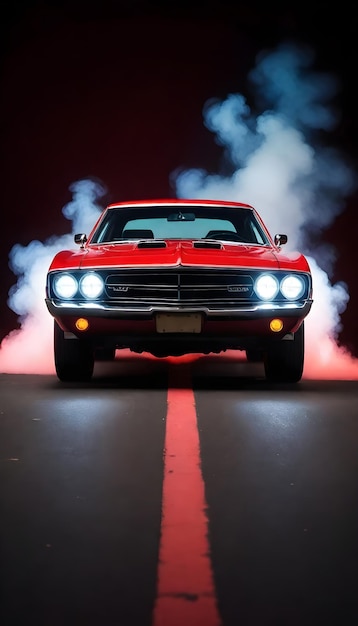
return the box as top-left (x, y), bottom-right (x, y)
top-left (1, 1), bottom-right (357, 354)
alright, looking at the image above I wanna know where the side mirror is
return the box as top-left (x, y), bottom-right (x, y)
top-left (274, 234), bottom-right (287, 247)
top-left (74, 233), bottom-right (87, 248)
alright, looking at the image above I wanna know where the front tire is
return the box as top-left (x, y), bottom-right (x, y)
top-left (264, 322), bottom-right (305, 383)
top-left (54, 321), bottom-right (94, 382)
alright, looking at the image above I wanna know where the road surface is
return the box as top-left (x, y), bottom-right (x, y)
top-left (1, 351), bottom-right (358, 625)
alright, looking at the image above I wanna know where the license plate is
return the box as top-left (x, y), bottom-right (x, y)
top-left (156, 313), bottom-right (202, 333)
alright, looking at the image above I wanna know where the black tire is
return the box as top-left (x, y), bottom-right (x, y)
top-left (246, 349), bottom-right (263, 363)
top-left (264, 322), bottom-right (305, 383)
top-left (54, 321), bottom-right (94, 382)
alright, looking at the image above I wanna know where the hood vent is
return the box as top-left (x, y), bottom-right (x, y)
top-left (137, 240), bottom-right (167, 249)
top-left (193, 240), bottom-right (222, 249)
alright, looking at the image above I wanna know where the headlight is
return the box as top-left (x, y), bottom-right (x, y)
top-left (53, 274), bottom-right (78, 299)
top-left (254, 274), bottom-right (279, 300)
top-left (280, 275), bottom-right (305, 300)
top-left (79, 273), bottom-right (104, 299)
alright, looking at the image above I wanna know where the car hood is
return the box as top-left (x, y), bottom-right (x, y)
top-left (49, 240), bottom-right (310, 272)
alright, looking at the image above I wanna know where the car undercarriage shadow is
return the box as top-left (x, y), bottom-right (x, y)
top-left (46, 349), bottom-right (358, 393)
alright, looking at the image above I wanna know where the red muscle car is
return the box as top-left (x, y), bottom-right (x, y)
top-left (45, 199), bottom-right (313, 382)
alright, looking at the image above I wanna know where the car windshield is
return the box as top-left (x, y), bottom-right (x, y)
top-left (90, 205), bottom-right (269, 245)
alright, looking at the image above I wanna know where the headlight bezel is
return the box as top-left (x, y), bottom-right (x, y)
top-left (51, 271), bottom-right (105, 300)
top-left (254, 272), bottom-right (308, 302)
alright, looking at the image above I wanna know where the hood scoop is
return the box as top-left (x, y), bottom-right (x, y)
top-left (193, 240), bottom-right (222, 249)
top-left (137, 240), bottom-right (167, 249)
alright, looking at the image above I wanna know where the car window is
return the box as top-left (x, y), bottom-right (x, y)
top-left (121, 217), bottom-right (235, 239)
top-left (91, 206), bottom-right (269, 245)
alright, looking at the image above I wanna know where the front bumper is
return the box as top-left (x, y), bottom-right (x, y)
top-left (45, 298), bottom-right (313, 320)
top-left (45, 298), bottom-right (312, 354)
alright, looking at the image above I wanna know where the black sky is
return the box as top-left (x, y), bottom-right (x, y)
top-left (1, 1), bottom-right (358, 354)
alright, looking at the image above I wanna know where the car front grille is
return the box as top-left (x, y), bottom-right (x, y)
top-left (105, 270), bottom-right (255, 305)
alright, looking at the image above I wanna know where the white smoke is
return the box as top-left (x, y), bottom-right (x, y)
top-left (1, 41), bottom-right (357, 378)
top-left (172, 42), bottom-right (358, 379)
top-left (0, 179), bottom-right (106, 374)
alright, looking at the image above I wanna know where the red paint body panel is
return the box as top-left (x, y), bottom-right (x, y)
top-left (54, 314), bottom-right (303, 338)
top-left (49, 241), bottom-right (310, 273)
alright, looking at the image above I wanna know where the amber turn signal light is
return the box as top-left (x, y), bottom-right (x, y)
top-left (270, 318), bottom-right (283, 332)
top-left (75, 318), bottom-right (89, 331)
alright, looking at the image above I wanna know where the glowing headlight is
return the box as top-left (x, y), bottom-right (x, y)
top-left (80, 273), bottom-right (104, 299)
top-left (280, 275), bottom-right (305, 300)
top-left (53, 274), bottom-right (78, 299)
top-left (254, 274), bottom-right (279, 300)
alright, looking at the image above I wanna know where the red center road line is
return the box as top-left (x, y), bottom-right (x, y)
top-left (153, 363), bottom-right (222, 626)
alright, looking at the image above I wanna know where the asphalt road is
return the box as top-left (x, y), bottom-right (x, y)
top-left (1, 352), bottom-right (358, 626)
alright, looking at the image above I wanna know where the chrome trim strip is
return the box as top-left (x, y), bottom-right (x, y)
top-left (46, 299), bottom-right (313, 317)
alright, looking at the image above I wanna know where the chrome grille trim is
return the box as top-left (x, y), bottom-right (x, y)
top-left (105, 271), bottom-right (255, 303)
top-left (47, 300), bottom-right (313, 315)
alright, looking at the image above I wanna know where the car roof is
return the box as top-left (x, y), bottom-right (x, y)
top-left (107, 199), bottom-right (255, 210)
